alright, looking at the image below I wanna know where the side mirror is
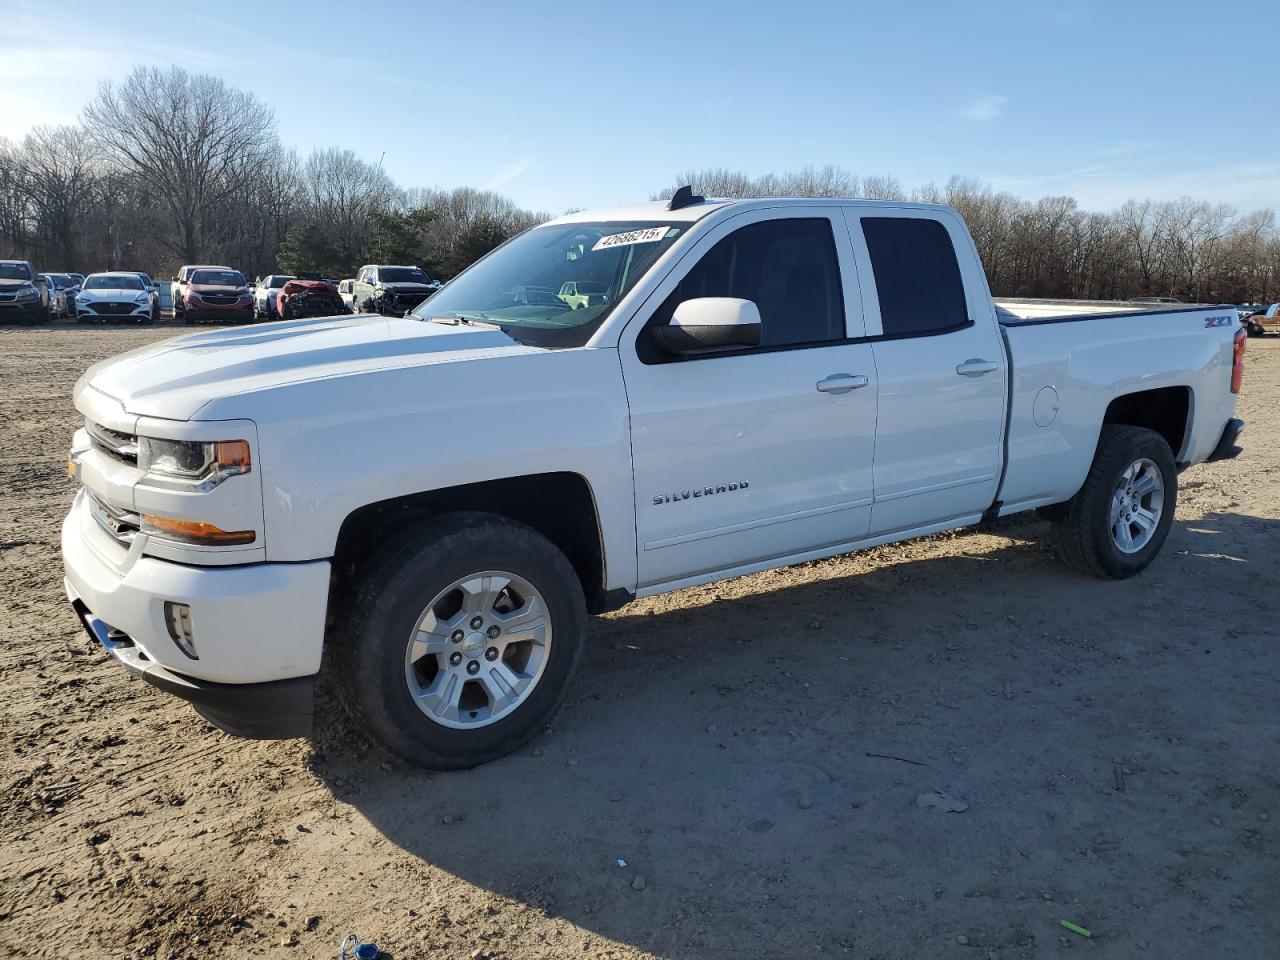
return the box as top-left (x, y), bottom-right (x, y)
top-left (650, 297), bottom-right (762, 354)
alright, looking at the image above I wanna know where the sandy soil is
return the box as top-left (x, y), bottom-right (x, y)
top-left (1, 322), bottom-right (1277, 960)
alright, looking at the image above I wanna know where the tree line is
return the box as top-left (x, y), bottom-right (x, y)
top-left (655, 168), bottom-right (1280, 304)
top-left (0, 66), bottom-right (549, 282)
top-left (3, 64), bottom-right (1277, 304)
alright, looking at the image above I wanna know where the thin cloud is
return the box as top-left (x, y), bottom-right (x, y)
top-left (957, 94), bottom-right (1008, 122)
top-left (484, 158), bottom-right (532, 190)
top-left (987, 162), bottom-right (1280, 211)
top-left (1093, 140), bottom-right (1158, 158)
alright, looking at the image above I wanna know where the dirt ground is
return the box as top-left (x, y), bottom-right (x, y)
top-left (1, 322), bottom-right (1277, 960)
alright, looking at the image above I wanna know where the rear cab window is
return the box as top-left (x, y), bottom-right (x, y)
top-left (860, 216), bottom-right (970, 338)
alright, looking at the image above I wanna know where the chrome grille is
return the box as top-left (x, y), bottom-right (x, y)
top-left (85, 419), bottom-right (138, 465)
top-left (86, 491), bottom-right (141, 545)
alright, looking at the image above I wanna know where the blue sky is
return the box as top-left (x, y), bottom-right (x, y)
top-left (4, 0), bottom-right (1278, 215)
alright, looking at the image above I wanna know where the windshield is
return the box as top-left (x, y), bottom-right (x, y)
top-left (50, 274), bottom-right (73, 288)
top-left (414, 221), bottom-right (687, 347)
top-left (268, 275), bottom-right (295, 288)
top-left (191, 269), bottom-right (245, 286)
top-left (0, 263), bottom-right (32, 281)
top-left (379, 267), bottom-right (430, 283)
top-left (85, 275), bottom-right (143, 291)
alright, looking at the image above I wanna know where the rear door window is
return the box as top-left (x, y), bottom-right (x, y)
top-left (861, 217), bottom-right (969, 337)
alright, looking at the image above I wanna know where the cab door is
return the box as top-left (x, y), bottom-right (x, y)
top-left (841, 209), bottom-right (1008, 535)
top-left (620, 207), bottom-right (878, 590)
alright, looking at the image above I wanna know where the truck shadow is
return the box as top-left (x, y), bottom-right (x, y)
top-left (312, 510), bottom-right (1278, 958)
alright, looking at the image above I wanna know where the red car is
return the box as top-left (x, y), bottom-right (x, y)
top-left (182, 268), bottom-right (253, 323)
top-left (277, 279), bottom-right (350, 320)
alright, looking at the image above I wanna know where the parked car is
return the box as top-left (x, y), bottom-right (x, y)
top-left (38, 275), bottom-right (65, 318)
top-left (337, 279), bottom-right (357, 311)
top-left (0, 259), bottom-right (47, 323)
top-left (351, 264), bottom-right (439, 316)
top-left (171, 264), bottom-right (233, 321)
top-left (62, 193), bottom-right (1246, 769)
top-left (181, 268), bottom-right (253, 323)
top-left (276, 279), bottom-right (349, 320)
top-left (253, 274), bottom-right (296, 321)
top-left (46, 273), bottom-right (82, 318)
top-left (1243, 303), bottom-right (1279, 337)
top-left (1130, 296), bottom-right (1183, 305)
top-left (557, 280), bottom-right (609, 310)
top-left (74, 272), bottom-right (158, 323)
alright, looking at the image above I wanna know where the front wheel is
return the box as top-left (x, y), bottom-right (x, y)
top-left (1050, 425), bottom-right (1177, 578)
top-left (334, 513), bottom-right (587, 769)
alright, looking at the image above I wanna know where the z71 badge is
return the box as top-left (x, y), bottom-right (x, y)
top-left (1204, 315), bottom-right (1234, 328)
top-left (653, 481), bottom-right (749, 505)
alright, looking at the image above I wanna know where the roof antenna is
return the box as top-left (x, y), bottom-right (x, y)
top-left (667, 184), bottom-right (704, 211)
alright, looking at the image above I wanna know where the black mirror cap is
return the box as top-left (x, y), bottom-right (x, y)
top-left (651, 320), bottom-right (761, 354)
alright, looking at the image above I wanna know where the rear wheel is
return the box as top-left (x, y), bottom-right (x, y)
top-left (1050, 425), bottom-right (1177, 578)
top-left (334, 513), bottom-right (587, 769)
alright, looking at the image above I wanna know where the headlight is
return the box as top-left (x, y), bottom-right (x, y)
top-left (137, 437), bottom-right (252, 492)
top-left (16, 285), bottom-right (38, 300)
top-left (135, 293), bottom-right (150, 303)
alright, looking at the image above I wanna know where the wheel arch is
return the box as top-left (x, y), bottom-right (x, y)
top-left (329, 471), bottom-right (622, 616)
top-left (1101, 385), bottom-right (1192, 463)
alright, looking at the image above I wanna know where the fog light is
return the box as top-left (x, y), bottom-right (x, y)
top-left (164, 601), bottom-right (198, 659)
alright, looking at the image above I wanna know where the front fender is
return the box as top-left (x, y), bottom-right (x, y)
top-left (217, 348), bottom-right (638, 592)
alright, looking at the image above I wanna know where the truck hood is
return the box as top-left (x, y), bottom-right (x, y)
top-left (0, 278), bottom-right (34, 290)
top-left (79, 314), bottom-right (534, 421)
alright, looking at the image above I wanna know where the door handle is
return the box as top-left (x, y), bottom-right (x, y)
top-left (956, 358), bottom-right (999, 377)
top-left (816, 374), bottom-right (869, 395)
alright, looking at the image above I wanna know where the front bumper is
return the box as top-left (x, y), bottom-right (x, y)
top-left (0, 300), bottom-right (42, 321)
top-left (69, 592), bottom-right (315, 738)
top-left (61, 493), bottom-right (330, 738)
top-left (184, 303), bottom-right (253, 322)
top-left (78, 302), bottom-right (151, 321)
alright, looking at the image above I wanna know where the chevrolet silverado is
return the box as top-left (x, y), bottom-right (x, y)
top-left (63, 191), bottom-right (1247, 769)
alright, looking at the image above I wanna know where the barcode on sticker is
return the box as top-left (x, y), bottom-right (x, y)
top-left (593, 227), bottom-right (669, 251)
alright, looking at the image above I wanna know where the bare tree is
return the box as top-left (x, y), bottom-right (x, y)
top-left (18, 125), bottom-right (102, 268)
top-left (300, 147), bottom-right (399, 263)
top-left (83, 66), bottom-right (276, 262)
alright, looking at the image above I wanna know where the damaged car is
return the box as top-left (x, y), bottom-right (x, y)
top-left (276, 278), bottom-right (350, 320)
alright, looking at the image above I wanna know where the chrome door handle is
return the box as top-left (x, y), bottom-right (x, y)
top-left (956, 358), bottom-right (999, 377)
top-left (816, 374), bottom-right (869, 395)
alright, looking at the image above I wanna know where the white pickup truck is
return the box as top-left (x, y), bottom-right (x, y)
top-left (62, 192), bottom-right (1247, 769)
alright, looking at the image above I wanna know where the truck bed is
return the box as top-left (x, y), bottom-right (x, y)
top-left (994, 300), bottom-right (1241, 517)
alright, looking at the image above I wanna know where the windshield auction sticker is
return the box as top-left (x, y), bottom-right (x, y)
top-left (592, 226), bottom-right (671, 251)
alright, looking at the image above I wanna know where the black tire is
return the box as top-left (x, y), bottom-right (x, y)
top-left (333, 512), bottom-right (587, 769)
top-left (1050, 425), bottom-right (1177, 579)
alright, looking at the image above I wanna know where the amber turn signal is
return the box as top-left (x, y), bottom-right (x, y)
top-left (213, 439), bottom-right (252, 471)
top-left (141, 515), bottom-right (256, 546)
